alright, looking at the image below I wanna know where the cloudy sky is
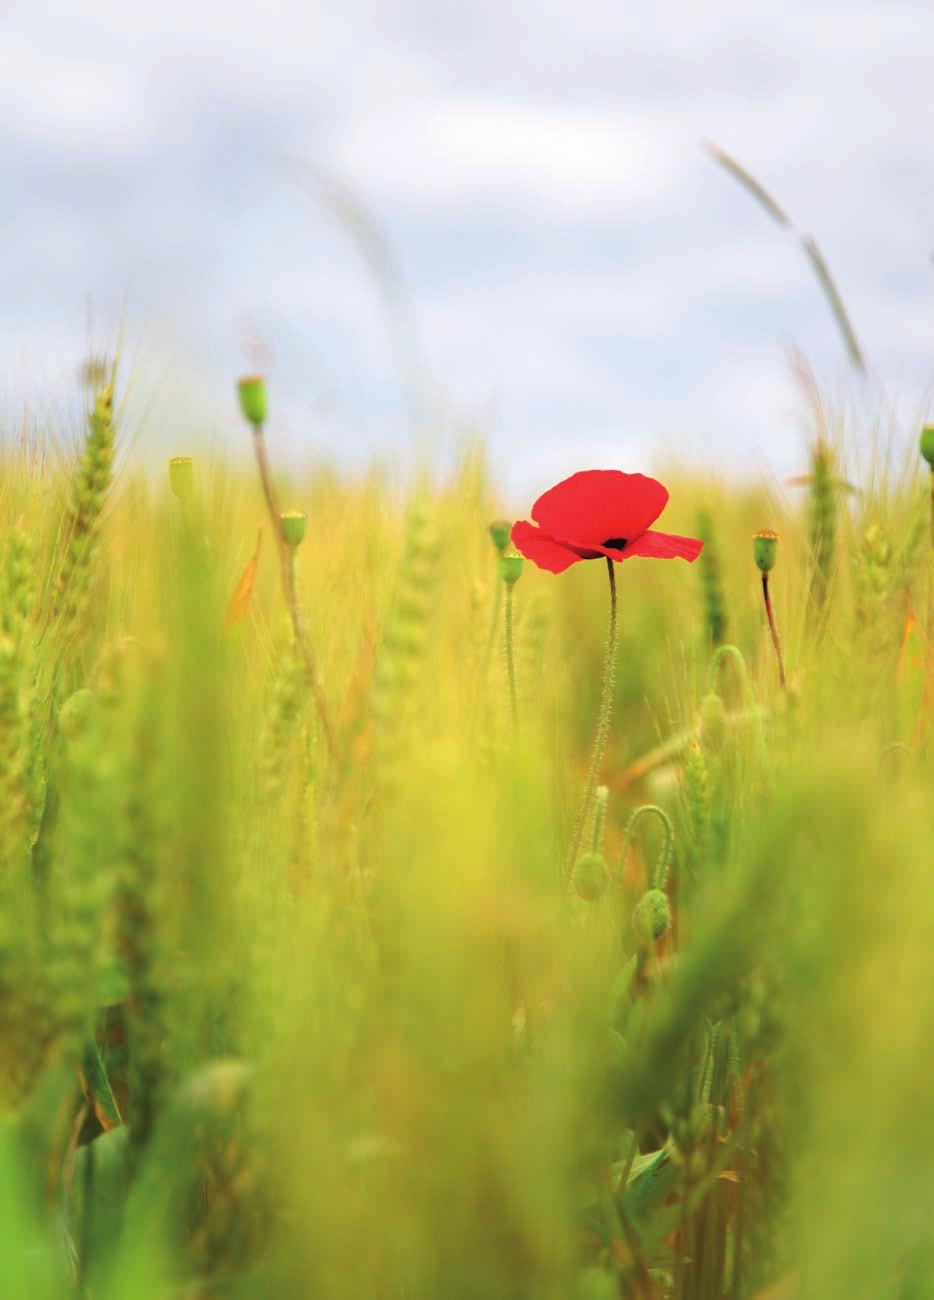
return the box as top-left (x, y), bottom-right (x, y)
top-left (3, 0), bottom-right (933, 497)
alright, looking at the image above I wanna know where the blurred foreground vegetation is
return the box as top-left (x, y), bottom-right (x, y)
top-left (2, 377), bottom-right (934, 1299)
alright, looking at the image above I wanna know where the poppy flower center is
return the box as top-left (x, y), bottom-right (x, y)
top-left (601, 537), bottom-right (628, 551)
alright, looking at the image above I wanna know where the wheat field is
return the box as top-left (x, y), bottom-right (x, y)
top-left (1, 373), bottom-right (933, 1299)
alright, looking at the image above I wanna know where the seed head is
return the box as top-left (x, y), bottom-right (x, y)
top-left (280, 510), bottom-right (307, 549)
top-left (237, 375), bottom-right (268, 429)
top-left (753, 529), bottom-right (778, 573)
top-left (499, 553), bottom-right (524, 587)
top-left (168, 456), bottom-right (194, 503)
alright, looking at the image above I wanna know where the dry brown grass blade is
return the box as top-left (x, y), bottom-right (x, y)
top-left (704, 141), bottom-right (867, 372)
top-left (289, 157), bottom-right (425, 438)
top-left (703, 140), bottom-right (791, 227)
top-left (225, 529), bottom-right (263, 631)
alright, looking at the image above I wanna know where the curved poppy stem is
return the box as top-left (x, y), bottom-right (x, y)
top-left (619, 804), bottom-right (674, 890)
top-left (564, 557), bottom-right (617, 886)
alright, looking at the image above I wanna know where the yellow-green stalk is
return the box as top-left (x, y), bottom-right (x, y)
top-left (53, 383), bottom-right (117, 645)
top-left (697, 507), bottom-right (729, 647)
top-left (807, 439), bottom-right (836, 624)
top-left (371, 500), bottom-right (439, 791)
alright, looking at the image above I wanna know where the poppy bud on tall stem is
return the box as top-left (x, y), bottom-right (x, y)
top-left (236, 377), bottom-right (336, 759)
top-left (755, 531), bottom-right (786, 688)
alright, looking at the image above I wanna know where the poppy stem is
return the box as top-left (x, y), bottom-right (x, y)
top-left (761, 573), bottom-right (786, 688)
top-left (483, 569), bottom-right (503, 674)
top-left (564, 557), bottom-right (617, 887)
top-left (250, 425), bottom-right (338, 759)
top-left (505, 579), bottom-right (518, 733)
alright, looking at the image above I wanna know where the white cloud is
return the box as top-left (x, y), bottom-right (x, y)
top-left (2, 0), bottom-right (934, 489)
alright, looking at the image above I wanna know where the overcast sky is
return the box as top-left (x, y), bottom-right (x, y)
top-left (3, 0), bottom-right (933, 498)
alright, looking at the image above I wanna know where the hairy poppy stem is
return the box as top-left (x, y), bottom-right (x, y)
top-left (504, 580), bottom-right (518, 733)
top-left (564, 557), bottom-right (617, 886)
top-left (250, 426), bottom-right (337, 759)
top-left (761, 573), bottom-right (786, 688)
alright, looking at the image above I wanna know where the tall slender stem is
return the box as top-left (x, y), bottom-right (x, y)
top-left (761, 573), bottom-right (786, 688)
top-left (483, 573), bottom-right (503, 674)
top-left (251, 426), bottom-right (337, 759)
top-left (505, 581), bottom-right (518, 733)
top-left (564, 558), bottom-right (617, 886)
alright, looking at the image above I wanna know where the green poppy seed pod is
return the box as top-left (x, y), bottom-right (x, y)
top-left (700, 690), bottom-right (727, 751)
top-left (488, 519), bottom-right (512, 553)
top-left (571, 851), bottom-right (608, 901)
top-left (499, 553), bottom-right (524, 586)
top-left (753, 529), bottom-right (778, 573)
top-left (168, 456), bottom-right (194, 503)
top-left (280, 510), bottom-right (307, 549)
top-left (920, 425), bottom-right (934, 468)
top-left (633, 888), bottom-right (671, 944)
top-left (237, 375), bottom-right (267, 428)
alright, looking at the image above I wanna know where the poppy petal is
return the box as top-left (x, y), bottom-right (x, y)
top-left (511, 520), bottom-right (582, 574)
top-left (617, 529), bottom-right (704, 562)
top-left (531, 470), bottom-right (669, 548)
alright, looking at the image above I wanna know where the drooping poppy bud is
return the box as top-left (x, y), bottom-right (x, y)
top-left (753, 529), bottom-right (778, 573)
top-left (280, 510), bottom-right (307, 549)
top-left (633, 888), bottom-right (671, 943)
top-left (237, 375), bottom-right (268, 428)
top-left (168, 456), bottom-right (194, 503)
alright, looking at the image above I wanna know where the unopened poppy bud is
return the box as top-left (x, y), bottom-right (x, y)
top-left (753, 529), bottom-right (778, 573)
top-left (237, 375), bottom-right (267, 428)
top-left (633, 888), bottom-right (671, 943)
top-left (920, 425), bottom-right (934, 468)
top-left (489, 519), bottom-right (512, 553)
top-left (700, 691), bottom-right (726, 750)
top-left (168, 456), bottom-right (194, 503)
top-left (280, 510), bottom-right (307, 549)
top-left (499, 554), bottom-right (524, 586)
top-left (572, 851), bottom-right (608, 901)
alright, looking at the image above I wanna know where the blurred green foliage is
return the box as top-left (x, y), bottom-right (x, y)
top-left (0, 384), bottom-right (933, 1299)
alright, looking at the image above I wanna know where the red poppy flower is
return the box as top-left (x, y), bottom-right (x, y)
top-left (511, 470), bottom-right (703, 575)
